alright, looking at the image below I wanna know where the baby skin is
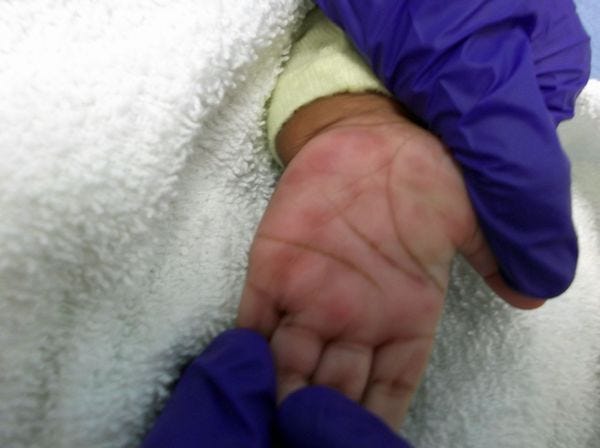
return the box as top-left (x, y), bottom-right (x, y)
top-left (237, 93), bottom-right (542, 429)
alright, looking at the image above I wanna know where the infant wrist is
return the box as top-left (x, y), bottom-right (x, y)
top-left (276, 92), bottom-right (403, 165)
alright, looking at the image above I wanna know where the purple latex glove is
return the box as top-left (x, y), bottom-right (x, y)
top-left (315, 0), bottom-right (591, 298)
top-left (278, 386), bottom-right (412, 448)
top-left (140, 329), bottom-right (413, 447)
top-left (140, 329), bottom-right (276, 448)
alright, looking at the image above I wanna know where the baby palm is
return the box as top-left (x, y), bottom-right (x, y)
top-left (238, 113), bottom-right (537, 428)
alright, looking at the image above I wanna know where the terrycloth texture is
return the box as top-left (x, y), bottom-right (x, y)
top-left (0, 1), bottom-right (311, 447)
top-left (0, 2), bottom-right (599, 448)
top-left (267, 9), bottom-right (388, 162)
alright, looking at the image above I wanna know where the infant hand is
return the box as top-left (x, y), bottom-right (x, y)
top-left (237, 96), bottom-right (540, 429)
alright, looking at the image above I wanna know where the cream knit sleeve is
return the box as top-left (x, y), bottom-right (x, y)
top-left (267, 8), bottom-right (389, 165)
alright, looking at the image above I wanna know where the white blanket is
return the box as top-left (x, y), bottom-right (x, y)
top-left (0, 1), bottom-right (310, 446)
top-left (0, 1), bottom-right (598, 446)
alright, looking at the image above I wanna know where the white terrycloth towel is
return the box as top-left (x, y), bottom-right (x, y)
top-left (0, 0), bottom-right (598, 446)
top-left (0, 1), bottom-right (311, 446)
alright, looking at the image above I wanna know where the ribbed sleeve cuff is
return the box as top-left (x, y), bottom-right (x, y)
top-left (267, 9), bottom-right (389, 165)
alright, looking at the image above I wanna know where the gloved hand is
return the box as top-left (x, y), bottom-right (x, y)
top-left (140, 329), bottom-right (413, 448)
top-left (315, 0), bottom-right (591, 298)
top-left (140, 329), bottom-right (276, 448)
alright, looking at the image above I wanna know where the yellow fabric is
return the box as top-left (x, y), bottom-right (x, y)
top-left (267, 9), bottom-right (389, 165)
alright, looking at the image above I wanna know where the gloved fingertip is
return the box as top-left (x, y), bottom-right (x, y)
top-left (194, 328), bottom-right (276, 401)
top-left (500, 248), bottom-right (577, 300)
top-left (202, 328), bottom-right (272, 367)
top-left (500, 239), bottom-right (578, 299)
top-left (278, 386), bottom-right (413, 448)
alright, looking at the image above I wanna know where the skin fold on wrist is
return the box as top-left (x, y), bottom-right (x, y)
top-left (276, 92), bottom-right (408, 166)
